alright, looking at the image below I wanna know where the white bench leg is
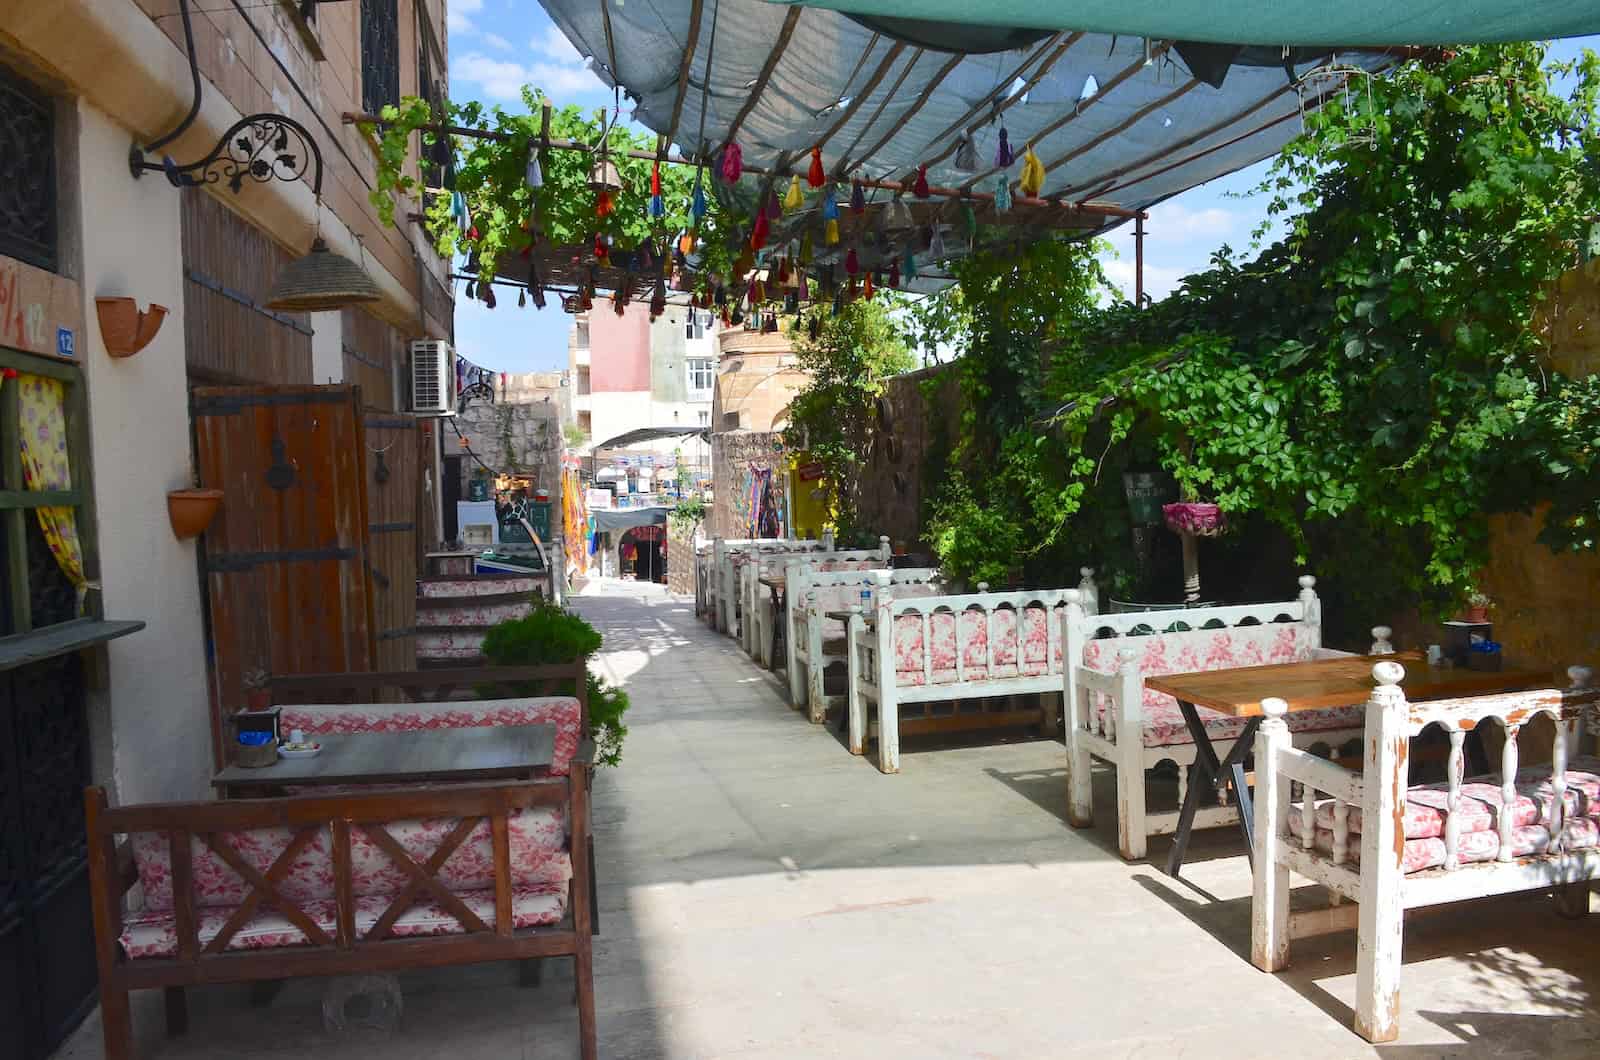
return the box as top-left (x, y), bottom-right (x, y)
top-left (806, 623), bottom-right (828, 723)
top-left (786, 624), bottom-right (805, 707)
top-left (877, 689), bottom-right (899, 774)
top-left (1354, 693), bottom-right (1409, 1044)
top-left (1066, 691), bottom-right (1094, 829)
top-left (1113, 658), bottom-right (1146, 860)
top-left (847, 616), bottom-right (867, 754)
top-left (1251, 709), bottom-right (1292, 973)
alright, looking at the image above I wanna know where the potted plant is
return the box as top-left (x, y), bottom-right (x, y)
top-left (1461, 591), bottom-right (1491, 624)
top-left (243, 669), bottom-right (271, 712)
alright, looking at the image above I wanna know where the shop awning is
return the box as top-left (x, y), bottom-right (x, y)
top-left (780, 3), bottom-right (1600, 48)
top-left (591, 506), bottom-right (672, 532)
top-left (594, 426), bottom-right (712, 450)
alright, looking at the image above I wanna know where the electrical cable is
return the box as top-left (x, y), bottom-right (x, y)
top-left (447, 413), bottom-right (501, 478)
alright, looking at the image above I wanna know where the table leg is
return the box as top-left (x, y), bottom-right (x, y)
top-left (1165, 702), bottom-right (1260, 878)
top-left (769, 588), bottom-right (785, 671)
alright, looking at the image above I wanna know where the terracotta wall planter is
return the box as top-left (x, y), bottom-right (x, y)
top-left (167, 488), bottom-right (223, 539)
top-left (95, 297), bottom-right (167, 357)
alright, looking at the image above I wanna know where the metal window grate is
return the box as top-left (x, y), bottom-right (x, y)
top-left (361, 0), bottom-right (401, 116)
top-left (0, 66), bottom-right (57, 273)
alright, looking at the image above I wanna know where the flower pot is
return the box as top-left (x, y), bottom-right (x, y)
top-left (95, 297), bottom-right (167, 358)
top-left (167, 488), bottom-right (224, 539)
top-left (245, 688), bottom-right (272, 712)
top-left (1460, 605), bottom-right (1489, 624)
top-left (1163, 502), bottom-right (1227, 537)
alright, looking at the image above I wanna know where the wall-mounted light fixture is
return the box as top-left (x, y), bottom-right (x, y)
top-left (129, 0), bottom-right (380, 312)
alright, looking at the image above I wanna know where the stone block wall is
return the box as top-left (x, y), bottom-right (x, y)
top-left (667, 518), bottom-right (698, 596)
top-left (456, 399), bottom-right (562, 493)
top-left (711, 430), bottom-right (786, 538)
top-left (852, 364), bottom-right (960, 549)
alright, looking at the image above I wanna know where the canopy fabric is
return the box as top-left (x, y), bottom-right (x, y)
top-left (591, 506), bottom-right (671, 532)
top-left (782, 3), bottom-right (1600, 48)
top-left (540, 0), bottom-right (1398, 275)
top-left (593, 425), bottom-right (713, 450)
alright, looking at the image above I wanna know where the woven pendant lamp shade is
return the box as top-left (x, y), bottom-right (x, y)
top-left (264, 238), bottom-right (382, 311)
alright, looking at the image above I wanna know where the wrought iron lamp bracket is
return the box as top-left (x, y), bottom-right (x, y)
top-left (129, 113), bottom-right (325, 196)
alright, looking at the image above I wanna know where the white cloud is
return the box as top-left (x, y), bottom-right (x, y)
top-left (447, 0), bottom-right (483, 35)
top-left (483, 32), bottom-right (511, 51)
top-left (1146, 201), bottom-right (1242, 240)
top-left (453, 52), bottom-right (602, 101)
top-left (533, 25), bottom-right (584, 65)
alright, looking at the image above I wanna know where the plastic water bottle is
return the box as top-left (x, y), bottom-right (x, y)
top-left (860, 579), bottom-right (873, 612)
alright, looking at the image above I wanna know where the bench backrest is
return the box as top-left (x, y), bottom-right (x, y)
top-left (881, 587), bottom-right (1081, 683)
top-left (796, 567), bottom-right (942, 636)
top-left (418, 574), bottom-right (539, 599)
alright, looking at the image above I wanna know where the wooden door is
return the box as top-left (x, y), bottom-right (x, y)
top-left (194, 385), bottom-right (374, 767)
top-left (364, 412), bottom-right (421, 674)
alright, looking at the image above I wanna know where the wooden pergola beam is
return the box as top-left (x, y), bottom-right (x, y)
top-left (843, 50), bottom-right (965, 177)
top-left (721, 5), bottom-right (803, 150)
top-left (922, 33), bottom-right (1083, 171)
top-left (661, 0), bottom-right (707, 154)
top-left (836, 49), bottom-right (925, 175)
top-left (812, 41), bottom-right (910, 163)
top-left (1039, 78), bottom-right (1200, 177)
top-left (598, 0), bottom-right (619, 81)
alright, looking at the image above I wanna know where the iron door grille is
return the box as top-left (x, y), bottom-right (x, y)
top-left (0, 66), bottom-right (57, 273)
top-left (361, 0), bottom-right (401, 116)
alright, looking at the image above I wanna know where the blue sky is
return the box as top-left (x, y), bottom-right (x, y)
top-left (446, 3), bottom-right (1597, 372)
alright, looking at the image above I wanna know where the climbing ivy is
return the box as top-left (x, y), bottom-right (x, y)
top-left (918, 43), bottom-right (1600, 620)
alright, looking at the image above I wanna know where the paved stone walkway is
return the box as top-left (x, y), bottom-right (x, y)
top-left (59, 578), bottom-right (1600, 1058)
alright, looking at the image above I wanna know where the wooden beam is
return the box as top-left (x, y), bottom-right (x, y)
top-left (922, 33), bottom-right (1083, 171)
top-left (844, 50), bottom-right (965, 177)
top-left (836, 49), bottom-right (925, 174)
top-left (909, 33), bottom-right (1072, 169)
top-left (1062, 80), bottom-right (1303, 201)
top-left (812, 41), bottom-right (910, 162)
top-left (1040, 77), bottom-right (1200, 177)
top-left (598, 0), bottom-right (619, 81)
top-left (721, 5), bottom-right (803, 150)
top-left (661, 0), bottom-right (707, 154)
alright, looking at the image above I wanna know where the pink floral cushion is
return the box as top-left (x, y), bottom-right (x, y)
top-left (118, 884), bottom-right (567, 959)
top-left (892, 604), bottom-right (1064, 686)
top-left (130, 827), bottom-right (335, 912)
top-left (419, 577), bottom-right (537, 598)
top-left (1289, 818), bottom-right (1561, 873)
top-left (1095, 694), bottom-right (1366, 746)
top-left (279, 697), bottom-right (582, 776)
top-left (348, 809), bottom-right (571, 896)
top-left (416, 630), bottom-right (486, 659)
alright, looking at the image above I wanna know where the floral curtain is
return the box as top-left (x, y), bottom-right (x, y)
top-left (18, 373), bottom-right (86, 600)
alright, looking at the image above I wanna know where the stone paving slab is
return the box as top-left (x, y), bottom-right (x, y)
top-left (56, 577), bottom-right (1600, 1058)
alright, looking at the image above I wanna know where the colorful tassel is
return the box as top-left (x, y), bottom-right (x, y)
top-left (526, 144), bottom-right (543, 189)
top-left (751, 208), bottom-right (769, 250)
top-left (929, 225), bottom-right (946, 259)
top-left (994, 174), bottom-right (1012, 212)
top-left (961, 204), bottom-right (978, 246)
top-left (889, 260), bottom-right (900, 289)
top-left (995, 126), bottom-right (1013, 168)
top-left (799, 231), bottom-right (814, 265)
top-left (954, 135), bottom-right (978, 172)
top-left (766, 188), bottom-right (782, 220)
top-left (679, 231), bottom-right (695, 256)
top-left (850, 180), bottom-right (865, 214)
top-left (482, 285), bottom-right (496, 309)
top-left (785, 175), bottom-right (804, 211)
top-left (596, 189), bottom-right (614, 218)
top-left (649, 162), bottom-right (664, 218)
top-left (777, 258), bottom-right (791, 283)
top-left (691, 173), bottom-right (707, 223)
top-left (808, 146), bottom-right (826, 188)
top-left (825, 219), bottom-right (839, 245)
top-left (863, 271), bottom-right (875, 300)
top-left (719, 142), bottom-right (743, 183)
top-left (913, 164), bottom-right (930, 198)
top-left (637, 239), bottom-right (656, 271)
top-left (1019, 145), bottom-right (1045, 197)
top-left (593, 233), bottom-right (609, 259)
top-left (845, 247), bottom-right (859, 275)
top-left (903, 246), bottom-right (917, 281)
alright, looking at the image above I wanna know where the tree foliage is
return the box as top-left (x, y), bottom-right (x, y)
top-left (920, 43), bottom-right (1600, 621)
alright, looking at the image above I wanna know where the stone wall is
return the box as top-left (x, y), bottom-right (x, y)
top-left (852, 363), bottom-right (961, 549)
top-left (667, 518), bottom-right (697, 596)
top-left (710, 430), bottom-right (787, 538)
top-left (456, 399), bottom-right (563, 494)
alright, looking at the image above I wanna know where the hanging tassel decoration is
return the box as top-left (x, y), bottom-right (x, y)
top-left (766, 188), bottom-right (782, 220)
top-left (594, 233), bottom-right (610, 260)
top-left (785, 175), bottom-right (804, 211)
top-left (954, 135), bottom-right (978, 172)
top-left (821, 185), bottom-right (840, 245)
top-left (637, 238), bottom-right (656, 272)
top-left (808, 314), bottom-right (821, 340)
top-left (751, 207), bottom-right (770, 251)
top-left (913, 164), bottom-right (930, 198)
top-left (596, 188), bottom-right (614, 218)
top-left (903, 246), bottom-right (918, 281)
top-left (799, 231), bottom-right (814, 265)
top-left (482, 284), bottom-right (496, 309)
top-left (889, 260), bottom-right (900, 289)
top-left (649, 162), bottom-right (665, 219)
top-left (679, 231), bottom-right (695, 256)
top-left (929, 225), bottom-right (946, 260)
top-left (850, 180), bottom-right (866, 214)
top-left (777, 257), bottom-right (791, 284)
top-left (464, 280), bottom-right (476, 300)
top-left (719, 142), bottom-right (743, 183)
top-left (994, 174), bottom-right (1012, 213)
top-left (518, 288), bottom-right (527, 308)
top-left (825, 219), bottom-right (840, 244)
top-left (1019, 145), bottom-right (1045, 198)
top-left (995, 126), bottom-right (1014, 167)
top-left (808, 146), bottom-right (826, 188)
top-left (752, 278), bottom-right (766, 303)
top-left (961, 203), bottom-right (978, 247)
top-left (845, 247), bottom-right (859, 275)
top-left (691, 172), bottom-right (708, 224)
top-left (863, 271), bottom-right (875, 300)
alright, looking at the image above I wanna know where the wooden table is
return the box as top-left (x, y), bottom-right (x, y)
top-left (212, 724), bottom-right (556, 798)
top-left (1146, 654), bottom-right (1556, 877)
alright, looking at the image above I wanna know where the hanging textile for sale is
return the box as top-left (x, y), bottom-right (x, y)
top-left (17, 374), bottom-right (86, 602)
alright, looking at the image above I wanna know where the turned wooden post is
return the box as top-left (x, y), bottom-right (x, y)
top-left (1355, 661), bottom-right (1409, 1044)
top-left (1251, 697), bottom-right (1293, 972)
top-left (1370, 626), bottom-right (1394, 655)
top-left (1063, 590), bottom-right (1093, 828)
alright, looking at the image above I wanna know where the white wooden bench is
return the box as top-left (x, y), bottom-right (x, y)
top-left (847, 585), bottom-right (1080, 773)
top-left (1064, 577), bottom-right (1362, 860)
top-left (787, 566), bottom-right (942, 722)
top-left (709, 538), bottom-right (811, 636)
top-left (1251, 661), bottom-right (1599, 1042)
top-left (743, 539), bottom-right (892, 665)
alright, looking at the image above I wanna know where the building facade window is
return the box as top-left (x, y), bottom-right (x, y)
top-left (687, 358), bottom-right (714, 393)
top-left (0, 66), bottom-right (58, 272)
top-left (360, 0), bottom-right (401, 116)
top-left (698, 410), bottom-right (710, 426)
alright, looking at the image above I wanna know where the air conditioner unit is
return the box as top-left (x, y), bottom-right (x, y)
top-left (410, 339), bottom-right (456, 416)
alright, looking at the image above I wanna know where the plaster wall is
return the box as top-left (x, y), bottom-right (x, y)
top-left (589, 303), bottom-right (650, 392)
top-left (77, 101), bottom-right (212, 805)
